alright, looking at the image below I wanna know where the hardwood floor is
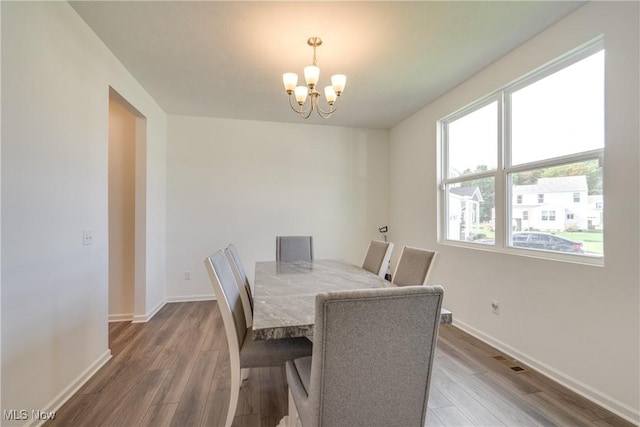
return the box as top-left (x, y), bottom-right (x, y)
top-left (46, 301), bottom-right (634, 427)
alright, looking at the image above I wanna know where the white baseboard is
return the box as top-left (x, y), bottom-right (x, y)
top-left (125, 296), bottom-right (215, 324)
top-left (29, 350), bottom-right (112, 427)
top-left (165, 294), bottom-right (216, 303)
top-left (452, 319), bottom-right (639, 425)
top-left (108, 313), bottom-right (133, 322)
top-left (132, 299), bottom-right (167, 323)
top-left (24, 297), bottom-right (215, 427)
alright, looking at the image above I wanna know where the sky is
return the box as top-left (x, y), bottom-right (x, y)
top-left (447, 50), bottom-right (604, 177)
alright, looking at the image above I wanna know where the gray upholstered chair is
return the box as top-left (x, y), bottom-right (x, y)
top-left (392, 245), bottom-right (438, 286)
top-left (285, 285), bottom-right (444, 427)
top-left (276, 235), bottom-right (314, 262)
top-left (361, 239), bottom-right (394, 278)
top-left (224, 244), bottom-right (254, 327)
top-left (205, 251), bottom-right (313, 427)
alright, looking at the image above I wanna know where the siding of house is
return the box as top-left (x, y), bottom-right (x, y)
top-left (512, 176), bottom-right (592, 231)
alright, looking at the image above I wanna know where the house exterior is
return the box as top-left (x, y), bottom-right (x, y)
top-left (512, 175), bottom-right (602, 231)
top-left (587, 194), bottom-right (604, 229)
top-left (448, 186), bottom-right (483, 240)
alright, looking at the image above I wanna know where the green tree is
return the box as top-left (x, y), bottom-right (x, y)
top-left (461, 160), bottom-right (601, 224)
top-left (512, 169), bottom-right (542, 186)
top-left (511, 160), bottom-right (601, 194)
top-left (464, 165), bottom-right (494, 222)
top-left (540, 160), bottom-right (602, 195)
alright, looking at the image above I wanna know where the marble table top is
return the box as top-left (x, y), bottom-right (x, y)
top-left (252, 259), bottom-right (452, 340)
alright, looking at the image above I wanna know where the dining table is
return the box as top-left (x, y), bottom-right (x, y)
top-left (252, 259), bottom-right (452, 341)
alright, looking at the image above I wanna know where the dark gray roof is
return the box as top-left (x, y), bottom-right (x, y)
top-left (450, 186), bottom-right (483, 202)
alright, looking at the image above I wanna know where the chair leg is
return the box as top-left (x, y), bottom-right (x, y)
top-left (226, 371), bottom-right (240, 427)
top-left (226, 355), bottom-right (242, 427)
top-left (241, 368), bottom-right (250, 381)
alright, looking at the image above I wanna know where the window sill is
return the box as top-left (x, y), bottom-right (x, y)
top-left (441, 239), bottom-right (604, 267)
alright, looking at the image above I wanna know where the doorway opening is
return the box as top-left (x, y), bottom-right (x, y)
top-left (108, 88), bottom-right (146, 324)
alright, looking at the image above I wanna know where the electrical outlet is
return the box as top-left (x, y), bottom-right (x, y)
top-left (185, 271), bottom-right (191, 280)
top-left (491, 300), bottom-right (500, 315)
top-left (83, 229), bottom-right (94, 246)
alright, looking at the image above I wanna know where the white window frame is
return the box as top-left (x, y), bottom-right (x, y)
top-left (439, 38), bottom-right (604, 265)
top-left (440, 96), bottom-right (501, 245)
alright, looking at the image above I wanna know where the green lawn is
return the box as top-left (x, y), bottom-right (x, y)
top-left (476, 225), bottom-right (495, 239)
top-left (472, 225), bottom-right (603, 255)
top-left (555, 230), bottom-right (603, 255)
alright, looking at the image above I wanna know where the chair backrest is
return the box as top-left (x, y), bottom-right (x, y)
top-left (307, 286), bottom-right (444, 427)
top-left (392, 245), bottom-right (438, 286)
top-left (205, 251), bottom-right (248, 360)
top-left (276, 236), bottom-right (313, 262)
top-left (224, 244), bottom-right (253, 326)
top-left (361, 239), bottom-right (394, 278)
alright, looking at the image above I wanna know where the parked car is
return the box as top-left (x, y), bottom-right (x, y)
top-left (511, 232), bottom-right (584, 254)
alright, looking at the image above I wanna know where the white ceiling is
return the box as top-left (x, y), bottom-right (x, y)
top-left (70, 1), bottom-right (585, 129)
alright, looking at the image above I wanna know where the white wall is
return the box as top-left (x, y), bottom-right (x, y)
top-left (141, 109), bottom-right (168, 319)
top-left (108, 95), bottom-right (136, 320)
top-left (0, 2), bottom-right (4, 412)
top-left (166, 115), bottom-right (389, 299)
top-left (1, 2), bottom-right (167, 424)
top-left (389, 2), bottom-right (639, 422)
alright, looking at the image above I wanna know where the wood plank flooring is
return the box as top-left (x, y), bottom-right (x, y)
top-left (45, 301), bottom-right (634, 427)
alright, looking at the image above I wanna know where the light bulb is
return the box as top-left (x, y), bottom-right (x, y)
top-left (324, 86), bottom-right (337, 105)
top-left (294, 86), bottom-right (308, 105)
top-left (304, 65), bottom-right (320, 87)
top-left (331, 74), bottom-right (346, 95)
top-left (283, 73), bottom-right (298, 93)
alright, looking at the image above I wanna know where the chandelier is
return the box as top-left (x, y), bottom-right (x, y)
top-left (282, 37), bottom-right (347, 119)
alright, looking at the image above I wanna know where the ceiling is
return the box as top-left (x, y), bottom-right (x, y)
top-left (70, 1), bottom-right (585, 129)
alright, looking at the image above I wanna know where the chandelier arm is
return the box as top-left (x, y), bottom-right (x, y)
top-left (300, 104), bottom-right (314, 119)
top-left (316, 98), bottom-right (338, 117)
top-left (316, 107), bottom-right (335, 119)
top-left (297, 93), bottom-right (314, 119)
top-left (288, 93), bottom-right (313, 117)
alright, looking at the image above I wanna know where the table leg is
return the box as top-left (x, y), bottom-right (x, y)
top-left (276, 388), bottom-right (299, 427)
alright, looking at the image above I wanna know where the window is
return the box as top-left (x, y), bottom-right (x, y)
top-left (541, 210), bottom-right (556, 221)
top-left (443, 101), bottom-right (497, 244)
top-left (440, 39), bottom-right (604, 259)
